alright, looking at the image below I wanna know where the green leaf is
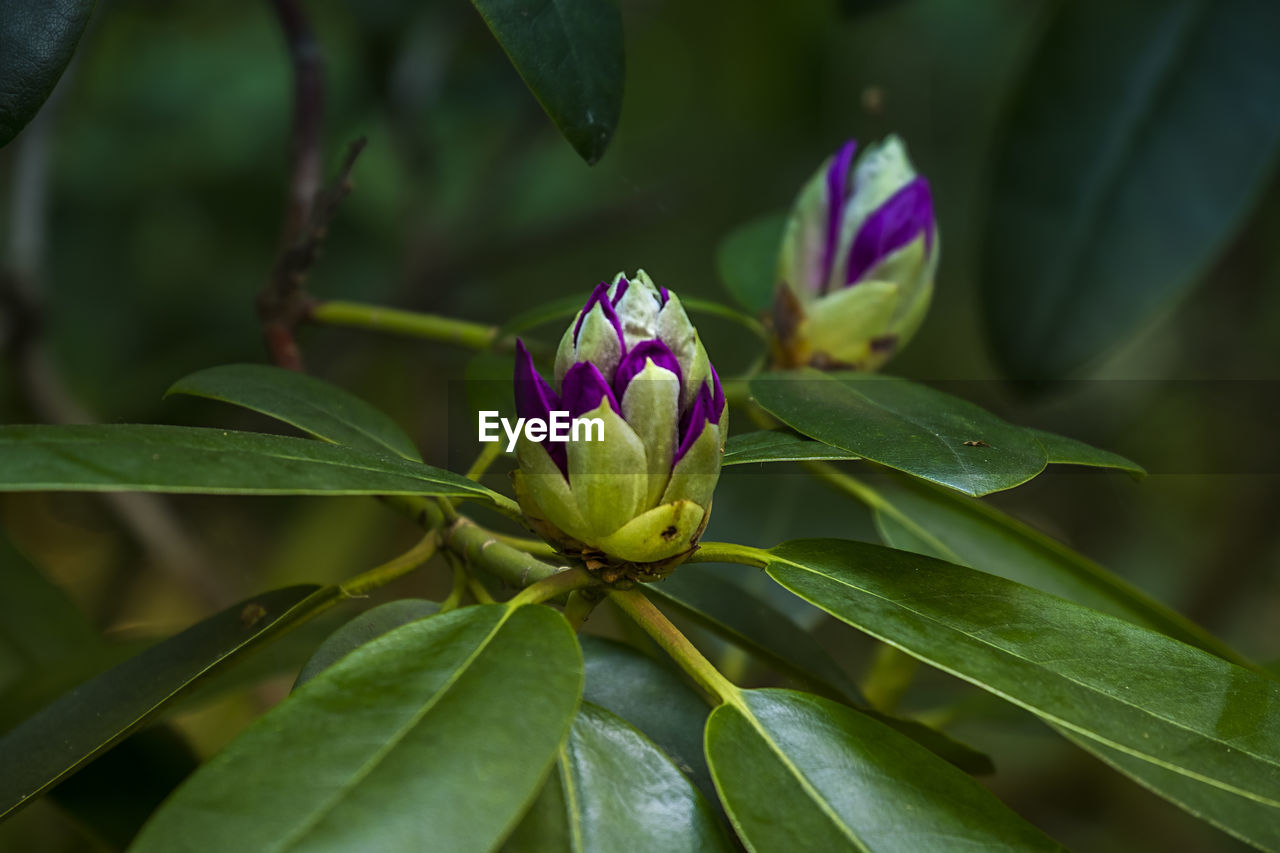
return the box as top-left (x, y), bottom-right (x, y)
top-left (750, 370), bottom-right (1046, 495)
top-left (868, 474), bottom-right (1242, 664)
top-left (716, 211), bottom-right (786, 313)
top-left (507, 702), bottom-right (732, 852)
top-left (751, 371), bottom-right (1137, 495)
top-left (723, 430), bottom-right (860, 466)
top-left (131, 604), bottom-right (582, 853)
top-left (982, 0), bottom-right (1280, 378)
top-left (1058, 727), bottom-right (1280, 852)
top-left (168, 363), bottom-right (421, 461)
top-left (497, 295), bottom-right (584, 338)
top-left (1030, 428), bottom-right (1145, 476)
top-left (649, 567), bottom-right (866, 705)
top-left (579, 636), bottom-right (715, 801)
top-left (0, 584), bottom-right (335, 819)
top-left (0, 424), bottom-right (498, 501)
top-left (0, 0), bottom-right (94, 147)
top-left (680, 297), bottom-right (769, 341)
top-left (706, 689), bottom-right (1062, 852)
top-left (294, 599), bottom-right (439, 688)
top-left (468, 0), bottom-right (623, 164)
top-left (765, 539), bottom-right (1280, 815)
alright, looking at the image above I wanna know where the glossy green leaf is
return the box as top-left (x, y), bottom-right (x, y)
top-left (716, 211), bottom-right (786, 313)
top-left (1059, 727), bottom-right (1280, 852)
top-left (765, 539), bottom-right (1280, 813)
top-left (294, 599), bottom-right (439, 688)
top-left (751, 371), bottom-right (1137, 495)
top-left (579, 636), bottom-right (714, 800)
top-left (0, 424), bottom-right (497, 501)
top-left (469, 0), bottom-right (623, 164)
top-left (0, 0), bottom-right (94, 147)
top-left (723, 430), bottom-right (860, 466)
top-left (131, 604), bottom-right (582, 853)
top-left (0, 584), bottom-right (335, 819)
top-left (1030, 428), bottom-right (1145, 476)
top-left (168, 363), bottom-right (421, 461)
top-left (983, 0), bottom-right (1280, 378)
top-left (706, 689), bottom-right (1062, 852)
top-left (649, 567), bottom-right (865, 705)
top-left (507, 702), bottom-right (732, 852)
top-left (869, 474), bottom-right (1241, 664)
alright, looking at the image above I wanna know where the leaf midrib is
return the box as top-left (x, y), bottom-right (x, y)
top-left (768, 557), bottom-right (1280, 808)
top-left (271, 608), bottom-right (515, 852)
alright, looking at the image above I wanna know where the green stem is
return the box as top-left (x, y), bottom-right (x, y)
top-left (465, 441), bottom-right (504, 481)
top-left (562, 590), bottom-right (599, 631)
top-left (439, 557), bottom-right (468, 613)
top-left (445, 517), bottom-right (563, 590)
top-left (508, 567), bottom-right (598, 608)
top-left (339, 531), bottom-right (441, 598)
top-left (687, 540), bottom-right (769, 568)
top-left (310, 300), bottom-right (499, 351)
top-left (488, 533), bottom-right (558, 559)
top-left (609, 589), bottom-right (738, 704)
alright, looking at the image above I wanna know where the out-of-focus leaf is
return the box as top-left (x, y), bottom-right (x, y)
top-left (0, 0), bottom-right (95, 146)
top-left (680, 297), bottom-right (769, 341)
top-left (983, 0), bottom-right (1280, 378)
top-left (131, 605), bottom-right (582, 853)
top-left (506, 702), bottom-right (732, 852)
top-left (716, 212), bottom-right (786, 313)
top-left (650, 566), bottom-right (865, 705)
top-left (765, 539), bottom-right (1280, 816)
top-left (706, 689), bottom-right (1062, 852)
top-left (0, 585), bottom-right (336, 819)
top-left (0, 425), bottom-right (498, 501)
top-left (751, 371), bottom-right (1137, 495)
top-left (48, 726), bottom-right (197, 850)
top-left (293, 599), bottom-right (439, 688)
top-left (869, 474), bottom-right (1243, 664)
top-left (1030, 428), bottom-right (1145, 476)
top-left (497, 295), bottom-right (583, 338)
top-left (578, 636), bottom-right (713, 800)
top-left (468, 0), bottom-right (623, 164)
top-left (723, 430), bottom-right (860, 466)
top-left (168, 363), bottom-right (421, 461)
top-left (0, 534), bottom-right (98, 697)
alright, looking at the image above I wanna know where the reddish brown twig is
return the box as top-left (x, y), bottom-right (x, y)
top-left (257, 0), bottom-right (364, 371)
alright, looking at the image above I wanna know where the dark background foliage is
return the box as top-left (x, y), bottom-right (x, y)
top-left (1, 0), bottom-right (1277, 849)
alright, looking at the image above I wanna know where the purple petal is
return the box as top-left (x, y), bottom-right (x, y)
top-left (709, 364), bottom-right (725, 424)
top-left (561, 361), bottom-right (622, 419)
top-left (613, 339), bottom-right (683, 400)
top-left (514, 340), bottom-right (567, 474)
top-left (514, 339), bottom-right (560, 422)
top-left (845, 176), bottom-right (934, 286)
top-left (610, 275), bottom-right (630, 306)
top-left (573, 282), bottom-right (626, 352)
top-left (820, 139), bottom-right (858, 292)
top-left (674, 383), bottom-right (713, 465)
top-left (658, 285), bottom-right (669, 306)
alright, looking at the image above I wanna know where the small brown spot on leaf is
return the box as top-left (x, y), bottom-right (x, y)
top-left (962, 440), bottom-right (990, 448)
top-left (660, 525), bottom-right (678, 541)
top-left (240, 602), bottom-right (268, 628)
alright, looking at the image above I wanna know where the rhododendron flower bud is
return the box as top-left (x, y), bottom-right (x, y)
top-left (773, 135), bottom-right (938, 371)
top-left (513, 271), bottom-right (725, 582)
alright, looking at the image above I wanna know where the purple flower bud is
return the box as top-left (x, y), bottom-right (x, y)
top-left (573, 282), bottom-right (627, 353)
top-left (515, 339), bottom-right (567, 473)
top-left (561, 361), bottom-right (622, 419)
top-left (614, 339), bottom-right (683, 399)
top-left (845, 176), bottom-right (934, 286)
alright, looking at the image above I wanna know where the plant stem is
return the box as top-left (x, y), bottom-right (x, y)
top-left (562, 590), bottom-right (599, 631)
top-left (609, 589), bottom-right (738, 704)
top-left (445, 517), bottom-right (563, 590)
top-left (487, 533), bottom-right (558, 559)
top-left (687, 541), bottom-right (769, 568)
top-left (339, 531), bottom-right (441, 597)
top-left (465, 441), bottom-right (505, 481)
top-left (310, 300), bottom-right (499, 351)
top-left (508, 567), bottom-right (598, 608)
top-left (439, 556), bottom-right (468, 613)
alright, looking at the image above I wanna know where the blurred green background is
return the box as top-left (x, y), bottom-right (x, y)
top-left (2, 0), bottom-right (1278, 849)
